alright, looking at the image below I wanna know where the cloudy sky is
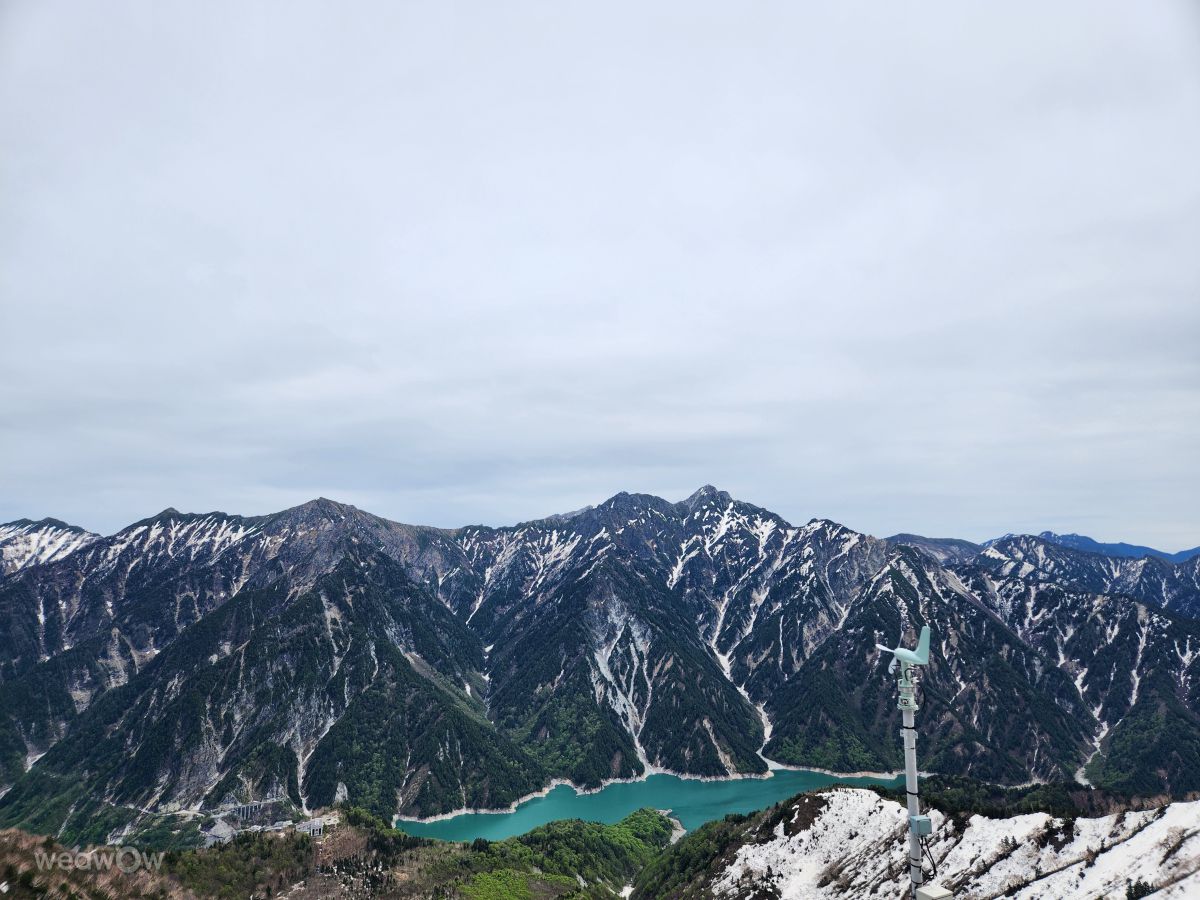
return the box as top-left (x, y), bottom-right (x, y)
top-left (1, 2), bottom-right (1198, 547)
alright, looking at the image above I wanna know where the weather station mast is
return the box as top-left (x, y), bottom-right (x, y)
top-left (876, 625), bottom-right (951, 899)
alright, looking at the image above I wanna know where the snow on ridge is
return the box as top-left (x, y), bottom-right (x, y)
top-left (92, 513), bottom-right (259, 574)
top-left (714, 787), bottom-right (1200, 899)
top-left (0, 520), bottom-right (100, 574)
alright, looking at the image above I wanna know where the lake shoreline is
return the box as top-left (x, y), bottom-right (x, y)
top-left (393, 764), bottom-right (904, 826)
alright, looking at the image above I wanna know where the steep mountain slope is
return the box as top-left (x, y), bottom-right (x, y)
top-left (0, 518), bottom-right (99, 574)
top-left (0, 547), bottom-right (542, 842)
top-left (958, 554), bottom-right (1200, 796)
top-left (0, 499), bottom-right (478, 787)
top-left (635, 787), bottom-right (1200, 899)
top-left (441, 490), bottom-right (771, 783)
top-left (763, 546), bottom-right (1095, 784)
top-left (2, 488), bottom-right (1199, 839)
top-left (0, 509), bottom-right (269, 790)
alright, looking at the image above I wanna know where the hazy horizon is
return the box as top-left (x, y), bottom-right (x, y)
top-left (2, 2), bottom-right (1198, 547)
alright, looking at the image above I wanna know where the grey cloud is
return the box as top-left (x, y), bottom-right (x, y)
top-left (1, 1), bottom-right (1198, 548)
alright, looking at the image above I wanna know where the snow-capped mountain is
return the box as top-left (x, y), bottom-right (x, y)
top-left (959, 540), bottom-right (1200, 793)
top-left (977, 534), bottom-right (1200, 619)
top-left (1, 489), bottom-right (1198, 844)
top-left (651, 787), bottom-right (1200, 899)
top-left (0, 518), bottom-right (99, 575)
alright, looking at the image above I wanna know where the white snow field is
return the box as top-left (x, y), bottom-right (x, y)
top-left (714, 787), bottom-right (1200, 899)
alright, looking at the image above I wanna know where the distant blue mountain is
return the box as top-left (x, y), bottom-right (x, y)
top-left (1035, 531), bottom-right (1200, 564)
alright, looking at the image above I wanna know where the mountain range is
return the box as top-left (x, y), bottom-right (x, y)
top-left (883, 530), bottom-right (1200, 566)
top-left (1, 488), bottom-right (1198, 847)
top-left (1028, 531), bottom-right (1200, 564)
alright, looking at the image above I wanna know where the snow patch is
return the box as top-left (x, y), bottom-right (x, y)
top-left (714, 787), bottom-right (1200, 899)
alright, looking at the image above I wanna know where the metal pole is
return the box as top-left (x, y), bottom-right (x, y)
top-left (899, 661), bottom-right (923, 896)
top-left (878, 627), bottom-right (947, 899)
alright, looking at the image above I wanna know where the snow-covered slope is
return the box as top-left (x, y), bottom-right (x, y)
top-left (711, 787), bottom-right (1200, 899)
top-left (979, 535), bottom-right (1200, 619)
top-left (0, 518), bottom-right (99, 574)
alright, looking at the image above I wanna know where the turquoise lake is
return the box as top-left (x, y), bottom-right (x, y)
top-left (394, 769), bottom-right (902, 842)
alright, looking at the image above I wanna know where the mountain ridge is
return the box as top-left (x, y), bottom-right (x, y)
top-left (9, 495), bottom-right (1197, 567)
top-left (1032, 530), bottom-right (1200, 564)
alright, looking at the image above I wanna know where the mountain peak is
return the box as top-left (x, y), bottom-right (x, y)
top-left (1038, 530), bottom-right (1072, 541)
top-left (2, 516), bottom-right (90, 533)
top-left (283, 497), bottom-right (363, 518)
top-left (682, 485), bottom-right (732, 510)
top-left (595, 491), bottom-right (678, 519)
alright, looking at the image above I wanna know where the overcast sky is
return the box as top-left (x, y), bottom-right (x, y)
top-left (2, 2), bottom-right (1198, 548)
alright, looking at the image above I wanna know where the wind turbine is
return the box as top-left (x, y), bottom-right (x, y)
top-left (876, 625), bottom-right (931, 672)
top-left (876, 624), bottom-right (950, 900)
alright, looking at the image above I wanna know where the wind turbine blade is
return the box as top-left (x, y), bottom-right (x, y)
top-left (875, 644), bottom-right (895, 653)
top-left (914, 625), bottom-right (931, 665)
